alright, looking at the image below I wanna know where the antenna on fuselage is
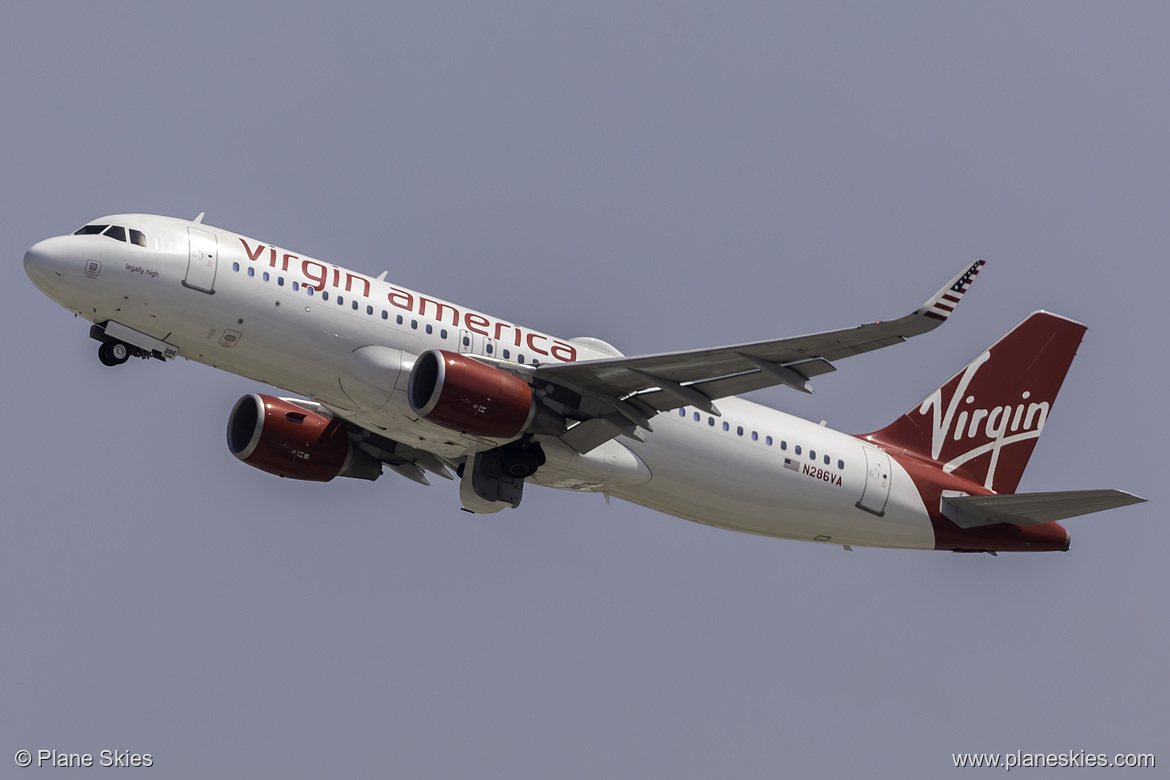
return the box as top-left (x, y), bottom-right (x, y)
top-left (376, 271), bottom-right (388, 281)
top-left (193, 212), bottom-right (205, 224)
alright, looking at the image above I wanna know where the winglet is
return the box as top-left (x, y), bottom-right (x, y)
top-left (915, 259), bottom-right (984, 323)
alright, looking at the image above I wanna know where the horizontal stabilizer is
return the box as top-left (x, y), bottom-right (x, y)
top-left (942, 490), bottom-right (1146, 529)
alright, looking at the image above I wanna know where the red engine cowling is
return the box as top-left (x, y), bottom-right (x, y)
top-left (226, 394), bottom-right (382, 481)
top-left (408, 350), bottom-right (535, 439)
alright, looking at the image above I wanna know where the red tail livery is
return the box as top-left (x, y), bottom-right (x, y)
top-left (861, 312), bottom-right (1141, 552)
top-left (865, 312), bottom-right (1085, 493)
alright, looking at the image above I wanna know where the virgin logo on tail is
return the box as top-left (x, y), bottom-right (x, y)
top-left (917, 348), bottom-right (1050, 488)
top-left (863, 312), bottom-right (1086, 495)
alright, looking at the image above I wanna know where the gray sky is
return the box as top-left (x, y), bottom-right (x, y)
top-left (3, 3), bottom-right (1165, 777)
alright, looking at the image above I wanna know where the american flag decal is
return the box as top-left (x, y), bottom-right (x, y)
top-left (783, 458), bottom-right (800, 472)
top-left (923, 259), bottom-right (984, 322)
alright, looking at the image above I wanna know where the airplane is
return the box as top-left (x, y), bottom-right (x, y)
top-left (23, 213), bottom-right (1145, 553)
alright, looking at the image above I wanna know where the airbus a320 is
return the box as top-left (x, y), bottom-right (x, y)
top-left (24, 213), bottom-right (1145, 553)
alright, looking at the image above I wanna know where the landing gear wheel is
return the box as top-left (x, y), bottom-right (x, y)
top-left (98, 341), bottom-right (130, 366)
top-left (499, 438), bottom-right (547, 479)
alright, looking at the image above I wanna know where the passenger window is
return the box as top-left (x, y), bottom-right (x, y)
top-left (795, 445), bottom-right (801, 455)
top-left (503, 349), bottom-right (510, 359)
top-left (809, 450), bottom-right (816, 460)
top-left (337, 295), bottom-right (344, 305)
top-left (722, 421), bottom-right (729, 431)
top-left (248, 267), bottom-right (255, 277)
top-left (824, 454), bottom-right (830, 465)
top-left (411, 320), bottom-right (418, 329)
top-left (837, 460), bottom-right (844, 469)
top-left (694, 412), bottom-right (700, 422)
top-left (463, 336), bottom-right (470, 347)
top-left (351, 300), bottom-right (358, 310)
top-left (780, 440), bottom-right (787, 450)
top-left (766, 435), bottom-right (773, 445)
top-left (366, 305), bottom-right (373, 315)
top-left (320, 290), bottom-right (327, 300)
top-left (679, 409), bottom-right (686, 417)
top-left (396, 314), bottom-right (403, 324)
top-left (103, 225), bottom-right (127, 242)
top-left (305, 284), bottom-right (313, 295)
top-left (518, 355), bottom-right (525, 363)
top-left (751, 431), bottom-right (758, 441)
top-left (74, 224), bottom-right (108, 235)
top-left (263, 272), bottom-right (271, 282)
top-left (278, 277), bottom-right (284, 286)
top-left (381, 311), bottom-right (388, 320)
top-left (485, 343), bottom-right (492, 354)
top-left (232, 262), bottom-right (240, 272)
top-left (292, 281), bottom-right (299, 291)
top-left (708, 417), bottom-right (715, 426)
top-left (129, 229), bottom-right (146, 246)
top-left (441, 329), bottom-right (448, 339)
top-left (737, 426), bottom-right (744, 436)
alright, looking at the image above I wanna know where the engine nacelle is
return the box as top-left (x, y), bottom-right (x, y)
top-left (408, 350), bottom-right (535, 439)
top-left (226, 394), bottom-right (382, 481)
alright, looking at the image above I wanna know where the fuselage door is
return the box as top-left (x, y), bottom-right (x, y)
top-left (184, 227), bottom-right (218, 294)
top-left (458, 329), bottom-right (496, 358)
top-left (856, 445), bottom-right (892, 516)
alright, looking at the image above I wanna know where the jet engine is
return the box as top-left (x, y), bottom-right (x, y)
top-left (226, 394), bottom-right (382, 481)
top-left (408, 350), bottom-right (538, 439)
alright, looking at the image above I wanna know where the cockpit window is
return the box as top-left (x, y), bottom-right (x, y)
top-left (72, 223), bottom-right (147, 245)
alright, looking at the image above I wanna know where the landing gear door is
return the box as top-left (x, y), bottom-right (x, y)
top-left (184, 227), bottom-right (218, 294)
top-left (856, 445), bottom-right (892, 517)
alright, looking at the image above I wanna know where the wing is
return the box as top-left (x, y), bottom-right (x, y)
top-left (532, 260), bottom-right (985, 453)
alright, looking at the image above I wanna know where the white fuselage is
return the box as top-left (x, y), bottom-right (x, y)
top-left (25, 214), bottom-right (935, 549)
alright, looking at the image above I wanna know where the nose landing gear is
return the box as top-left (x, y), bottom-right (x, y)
top-left (90, 323), bottom-right (158, 367)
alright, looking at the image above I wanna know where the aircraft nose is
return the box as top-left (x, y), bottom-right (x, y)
top-left (24, 236), bottom-right (71, 295)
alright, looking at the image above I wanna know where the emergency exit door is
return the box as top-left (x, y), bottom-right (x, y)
top-left (458, 329), bottom-right (497, 357)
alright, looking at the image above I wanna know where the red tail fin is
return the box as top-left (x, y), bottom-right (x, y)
top-left (861, 312), bottom-right (1086, 493)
